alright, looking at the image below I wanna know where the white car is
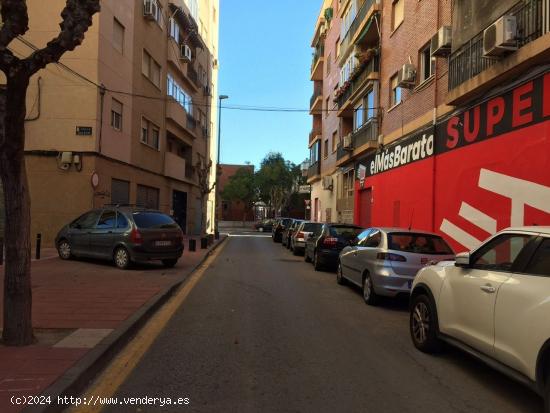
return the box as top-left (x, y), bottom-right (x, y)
top-left (410, 227), bottom-right (550, 411)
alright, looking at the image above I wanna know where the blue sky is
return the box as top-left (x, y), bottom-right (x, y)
top-left (218, 0), bottom-right (320, 168)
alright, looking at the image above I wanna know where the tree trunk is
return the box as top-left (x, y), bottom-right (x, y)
top-left (0, 73), bottom-right (33, 346)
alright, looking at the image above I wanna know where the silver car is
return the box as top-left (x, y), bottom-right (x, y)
top-left (338, 228), bottom-right (455, 305)
top-left (290, 221), bottom-right (323, 256)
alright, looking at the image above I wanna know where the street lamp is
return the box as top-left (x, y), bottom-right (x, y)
top-left (215, 94), bottom-right (229, 239)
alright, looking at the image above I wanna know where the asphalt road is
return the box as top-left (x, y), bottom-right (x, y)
top-left (106, 233), bottom-right (543, 413)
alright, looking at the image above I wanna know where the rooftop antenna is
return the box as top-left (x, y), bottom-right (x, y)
top-left (408, 208), bottom-right (415, 231)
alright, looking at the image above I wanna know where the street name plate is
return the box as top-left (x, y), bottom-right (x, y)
top-left (76, 126), bottom-right (93, 136)
top-left (298, 185), bottom-right (312, 194)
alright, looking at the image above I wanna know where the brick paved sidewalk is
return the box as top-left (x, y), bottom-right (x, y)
top-left (0, 236), bottom-right (225, 413)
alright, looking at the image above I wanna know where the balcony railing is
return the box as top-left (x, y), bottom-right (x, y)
top-left (337, 55), bottom-right (379, 109)
top-left (336, 143), bottom-right (349, 160)
top-left (310, 88), bottom-right (322, 108)
top-left (311, 44), bottom-right (325, 72)
top-left (353, 118), bottom-right (378, 148)
top-left (187, 66), bottom-right (200, 88)
top-left (307, 161), bottom-right (321, 179)
top-left (448, 0), bottom-right (546, 90)
top-left (340, 0), bottom-right (376, 54)
top-left (309, 129), bottom-right (321, 142)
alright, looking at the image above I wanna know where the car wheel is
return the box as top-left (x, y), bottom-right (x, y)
top-left (114, 247), bottom-right (131, 270)
top-left (410, 294), bottom-right (442, 353)
top-left (362, 273), bottom-right (378, 306)
top-left (258, 227), bottom-right (264, 232)
top-left (292, 246), bottom-right (300, 256)
top-left (313, 251), bottom-right (322, 271)
top-left (162, 259), bottom-right (178, 268)
top-left (336, 262), bottom-right (346, 285)
top-left (57, 239), bottom-right (72, 260)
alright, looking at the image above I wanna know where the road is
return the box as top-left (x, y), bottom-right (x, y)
top-left (103, 232), bottom-right (543, 413)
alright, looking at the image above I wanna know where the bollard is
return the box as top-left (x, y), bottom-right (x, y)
top-left (189, 238), bottom-right (196, 252)
top-left (36, 233), bottom-right (42, 260)
top-left (0, 238), bottom-right (3, 266)
top-left (215, 230), bottom-right (220, 240)
top-left (201, 237), bottom-right (208, 249)
top-left (207, 234), bottom-right (214, 246)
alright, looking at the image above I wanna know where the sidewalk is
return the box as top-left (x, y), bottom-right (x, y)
top-left (0, 236), bottom-right (226, 413)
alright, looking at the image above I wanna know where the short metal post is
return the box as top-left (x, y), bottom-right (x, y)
top-left (201, 237), bottom-right (208, 249)
top-left (189, 239), bottom-right (196, 252)
top-left (35, 233), bottom-right (41, 260)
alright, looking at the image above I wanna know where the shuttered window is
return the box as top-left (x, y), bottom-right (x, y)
top-left (113, 18), bottom-right (125, 54)
top-left (111, 179), bottom-right (130, 205)
top-left (137, 185), bottom-right (160, 210)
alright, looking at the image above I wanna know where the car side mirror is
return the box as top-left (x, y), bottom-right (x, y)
top-left (455, 252), bottom-right (471, 268)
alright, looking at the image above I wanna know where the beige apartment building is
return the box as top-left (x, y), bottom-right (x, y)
top-left (1, 0), bottom-right (219, 246)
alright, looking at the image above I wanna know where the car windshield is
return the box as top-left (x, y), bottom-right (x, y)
top-left (282, 219), bottom-right (293, 226)
top-left (302, 223), bottom-right (322, 232)
top-left (330, 226), bottom-right (364, 239)
top-left (388, 233), bottom-right (454, 255)
top-left (132, 212), bottom-right (179, 229)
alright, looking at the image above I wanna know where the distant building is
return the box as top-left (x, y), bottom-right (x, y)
top-left (1, 0), bottom-right (220, 245)
top-left (218, 164), bottom-right (255, 222)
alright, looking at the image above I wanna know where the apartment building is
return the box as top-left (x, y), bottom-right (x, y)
top-left (308, 0), bottom-right (340, 223)
top-left (1, 0), bottom-right (219, 245)
top-left (312, 0), bottom-right (550, 251)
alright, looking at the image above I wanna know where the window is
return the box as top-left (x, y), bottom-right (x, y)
top-left (117, 212), bottom-right (129, 229)
top-left (141, 117), bottom-right (160, 149)
top-left (71, 211), bottom-right (101, 230)
top-left (142, 50), bottom-right (161, 87)
top-left (136, 186), bottom-right (160, 210)
top-left (341, 2), bottom-right (357, 39)
top-left (97, 210), bottom-right (117, 229)
top-left (335, 37), bottom-right (340, 58)
top-left (327, 52), bottom-right (332, 74)
top-left (324, 139), bottom-right (329, 159)
top-left (184, 0), bottom-right (199, 22)
top-left (392, 0), bottom-right (404, 31)
top-left (362, 230), bottom-right (382, 248)
top-left (332, 130), bottom-right (338, 152)
top-left (419, 43), bottom-right (435, 83)
top-left (169, 18), bottom-right (180, 42)
top-left (340, 54), bottom-right (357, 86)
top-left (325, 97), bottom-right (330, 117)
top-left (354, 104), bottom-right (364, 131)
top-left (366, 89), bottom-right (375, 120)
top-left (342, 169), bottom-right (355, 199)
top-left (167, 75), bottom-right (193, 113)
top-left (111, 179), bottom-right (130, 205)
top-left (472, 234), bottom-right (533, 272)
top-left (133, 212), bottom-right (178, 228)
top-left (388, 233), bottom-right (454, 254)
top-left (111, 99), bottom-right (123, 131)
top-left (113, 18), bottom-right (125, 54)
top-left (525, 239), bottom-right (550, 276)
top-left (390, 73), bottom-right (402, 107)
top-left (310, 140), bottom-right (321, 164)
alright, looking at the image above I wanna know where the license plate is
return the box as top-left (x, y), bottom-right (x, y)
top-left (155, 240), bottom-right (172, 247)
top-left (407, 280), bottom-right (413, 289)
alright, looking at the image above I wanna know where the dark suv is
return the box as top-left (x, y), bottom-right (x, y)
top-left (55, 207), bottom-right (184, 269)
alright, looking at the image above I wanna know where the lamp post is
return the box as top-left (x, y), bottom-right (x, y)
top-left (215, 94), bottom-right (229, 239)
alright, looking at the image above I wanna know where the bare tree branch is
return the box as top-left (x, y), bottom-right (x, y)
top-left (0, 0), bottom-right (29, 49)
top-left (22, 0), bottom-right (99, 75)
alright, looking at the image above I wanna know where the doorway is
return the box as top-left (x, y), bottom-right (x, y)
top-left (172, 190), bottom-right (188, 234)
top-left (359, 188), bottom-right (372, 228)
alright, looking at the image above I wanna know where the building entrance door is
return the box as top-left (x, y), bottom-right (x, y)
top-left (359, 188), bottom-right (372, 228)
top-left (172, 190), bottom-right (188, 234)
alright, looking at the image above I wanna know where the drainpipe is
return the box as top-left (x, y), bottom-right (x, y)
top-left (98, 83), bottom-right (106, 154)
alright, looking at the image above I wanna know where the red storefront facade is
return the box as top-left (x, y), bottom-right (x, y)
top-left (354, 71), bottom-right (550, 252)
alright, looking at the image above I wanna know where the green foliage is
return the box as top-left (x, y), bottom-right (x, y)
top-left (222, 167), bottom-right (256, 209)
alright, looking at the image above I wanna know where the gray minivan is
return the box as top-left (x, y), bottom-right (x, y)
top-left (55, 207), bottom-right (184, 269)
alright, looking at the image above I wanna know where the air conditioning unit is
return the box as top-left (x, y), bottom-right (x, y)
top-left (59, 152), bottom-right (73, 171)
top-left (398, 64), bottom-right (416, 88)
top-left (431, 26), bottom-right (452, 57)
top-left (143, 0), bottom-right (158, 20)
top-left (343, 133), bottom-right (353, 150)
top-left (483, 15), bottom-right (517, 58)
top-left (322, 176), bottom-right (334, 191)
top-left (180, 44), bottom-right (192, 62)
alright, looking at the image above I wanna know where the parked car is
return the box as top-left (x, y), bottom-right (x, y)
top-left (290, 221), bottom-right (323, 256)
top-left (409, 227), bottom-right (550, 410)
top-left (272, 217), bottom-right (293, 243)
top-left (304, 223), bottom-right (364, 270)
top-left (55, 207), bottom-right (184, 269)
top-left (254, 219), bottom-right (274, 232)
top-left (282, 219), bottom-right (303, 248)
top-left (338, 228), bottom-right (455, 305)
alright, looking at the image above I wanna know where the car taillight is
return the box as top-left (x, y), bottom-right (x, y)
top-left (323, 237), bottom-right (338, 247)
top-left (130, 228), bottom-right (143, 245)
top-left (297, 232), bottom-right (305, 239)
top-left (377, 252), bottom-right (407, 262)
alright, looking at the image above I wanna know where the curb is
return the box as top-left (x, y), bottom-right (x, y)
top-left (23, 236), bottom-right (228, 413)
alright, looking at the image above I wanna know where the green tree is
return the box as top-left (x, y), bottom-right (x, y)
top-left (255, 153), bottom-right (300, 217)
top-left (222, 167), bottom-right (256, 225)
top-left (0, 0), bottom-right (100, 345)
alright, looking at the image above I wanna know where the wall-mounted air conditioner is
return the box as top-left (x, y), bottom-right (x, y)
top-left (322, 176), bottom-right (334, 191)
top-left (483, 15), bottom-right (517, 58)
top-left (180, 44), bottom-right (192, 62)
top-left (431, 26), bottom-right (452, 57)
top-left (143, 0), bottom-right (158, 20)
top-left (397, 64), bottom-right (416, 88)
top-left (343, 133), bottom-right (353, 150)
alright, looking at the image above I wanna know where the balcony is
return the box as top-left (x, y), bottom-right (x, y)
top-left (167, 99), bottom-right (196, 139)
top-left (336, 119), bottom-right (378, 165)
top-left (186, 113), bottom-right (197, 131)
top-left (307, 161), bottom-right (321, 183)
top-left (311, 44), bottom-right (325, 81)
top-left (164, 152), bottom-right (187, 182)
top-left (336, 55), bottom-right (379, 113)
top-left (339, 0), bottom-right (380, 63)
top-left (187, 65), bottom-right (201, 89)
top-left (448, 0), bottom-right (548, 103)
top-left (310, 88), bottom-right (323, 115)
top-left (309, 128), bottom-right (322, 143)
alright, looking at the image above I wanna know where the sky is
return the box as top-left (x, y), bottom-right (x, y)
top-left (218, 0), bottom-right (321, 169)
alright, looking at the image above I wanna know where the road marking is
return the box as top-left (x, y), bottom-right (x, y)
top-left (70, 239), bottom-right (228, 413)
top-left (228, 234), bottom-right (271, 238)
